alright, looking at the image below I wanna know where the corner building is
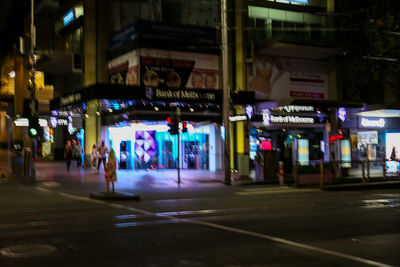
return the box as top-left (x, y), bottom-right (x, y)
top-left (45, 0), bottom-right (249, 174)
top-left (234, 0), bottom-right (349, 180)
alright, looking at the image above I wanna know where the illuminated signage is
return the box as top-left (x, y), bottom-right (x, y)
top-left (337, 107), bottom-right (347, 122)
top-left (278, 105), bottom-right (314, 113)
top-left (270, 115), bottom-right (314, 124)
top-left (50, 117), bottom-right (69, 127)
top-left (229, 115), bottom-right (248, 122)
top-left (262, 109), bottom-right (271, 125)
top-left (360, 117), bottom-right (385, 128)
top-left (14, 118), bottom-right (47, 127)
top-left (39, 119), bottom-right (48, 127)
top-left (14, 118), bottom-right (28, 127)
top-left (146, 88), bottom-right (217, 102)
top-left (63, 9), bottom-right (75, 26)
top-left (261, 140), bottom-right (271, 151)
top-left (297, 139), bottom-right (309, 166)
top-left (244, 105), bottom-right (254, 119)
top-left (340, 139), bottom-right (351, 168)
top-left (281, 0), bottom-right (308, 3)
top-left (60, 93), bottom-right (81, 106)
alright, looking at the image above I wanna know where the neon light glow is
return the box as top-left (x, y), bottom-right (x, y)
top-left (297, 139), bottom-right (309, 165)
top-left (337, 107), bottom-right (347, 122)
top-left (107, 123), bottom-right (212, 169)
top-left (360, 117), bottom-right (385, 128)
top-left (63, 9), bottom-right (75, 26)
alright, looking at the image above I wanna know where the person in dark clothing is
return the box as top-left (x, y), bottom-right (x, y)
top-left (64, 140), bottom-right (73, 171)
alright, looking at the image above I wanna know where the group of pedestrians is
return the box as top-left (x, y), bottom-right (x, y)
top-left (64, 139), bottom-right (83, 171)
top-left (65, 139), bottom-right (110, 172)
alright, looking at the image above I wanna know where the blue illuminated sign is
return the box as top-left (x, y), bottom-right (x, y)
top-left (63, 9), bottom-right (75, 26)
top-left (340, 139), bottom-right (351, 168)
top-left (297, 139), bottom-right (309, 166)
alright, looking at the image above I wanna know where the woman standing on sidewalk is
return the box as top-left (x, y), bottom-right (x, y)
top-left (64, 140), bottom-right (73, 171)
top-left (91, 144), bottom-right (97, 170)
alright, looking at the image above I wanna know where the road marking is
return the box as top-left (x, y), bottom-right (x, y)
top-left (188, 220), bottom-right (392, 267)
top-left (236, 187), bottom-right (318, 195)
top-left (36, 187), bottom-right (51, 193)
top-left (50, 190), bottom-right (392, 267)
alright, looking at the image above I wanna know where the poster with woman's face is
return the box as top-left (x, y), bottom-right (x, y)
top-left (140, 56), bottom-right (193, 89)
top-left (250, 55), bottom-right (329, 101)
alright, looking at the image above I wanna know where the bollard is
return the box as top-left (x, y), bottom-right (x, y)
top-left (293, 163), bottom-right (299, 187)
top-left (320, 161), bottom-right (324, 188)
top-left (278, 161), bottom-right (284, 186)
top-left (382, 160), bottom-right (387, 179)
top-left (361, 162), bottom-right (366, 184)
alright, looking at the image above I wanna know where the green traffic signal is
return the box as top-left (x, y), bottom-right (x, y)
top-left (29, 128), bottom-right (38, 136)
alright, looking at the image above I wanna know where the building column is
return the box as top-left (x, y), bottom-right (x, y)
top-left (84, 99), bottom-right (101, 154)
top-left (234, 0), bottom-right (250, 177)
top-left (83, 0), bottom-right (100, 153)
top-left (84, 0), bottom-right (97, 87)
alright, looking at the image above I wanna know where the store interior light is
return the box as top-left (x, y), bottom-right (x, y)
top-left (9, 71), bottom-right (15, 78)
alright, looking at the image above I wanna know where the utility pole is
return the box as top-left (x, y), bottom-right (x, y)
top-left (29, 0), bottom-right (37, 178)
top-left (221, 0), bottom-right (231, 185)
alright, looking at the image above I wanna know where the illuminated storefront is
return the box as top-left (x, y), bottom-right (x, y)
top-left (106, 122), bottom-right (221, 171)
top-left (343, 110), bottom-right (400, 174)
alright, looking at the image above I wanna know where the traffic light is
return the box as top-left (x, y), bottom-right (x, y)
top-left (181, 121), bottom-right (187, 133)
top-left (28, 116), bottom-right (41, 137)
top-left (167, 116), bottom-right (179, 135)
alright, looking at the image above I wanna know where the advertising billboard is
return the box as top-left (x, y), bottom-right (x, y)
top-left (249, 56), bottom-right (328, 100)
top-left (108, 48), bottom-right (219, 89)
top-left (297, 139), bottom-right (309, 166)
top-left (340, 139), bottom-right (351, 168)
top-left (108, 50), bottom-right (140, 86)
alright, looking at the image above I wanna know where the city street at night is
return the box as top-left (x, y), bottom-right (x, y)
top-left (1, 0), bottom-right (400, 266)
top-left (0, 160), bottom-right (399, 266)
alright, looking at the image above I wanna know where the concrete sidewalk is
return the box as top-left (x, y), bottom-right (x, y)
top-left (6, 159), bottom-right (400, 193)
top-left (33, 160), bottom-right (241, 191)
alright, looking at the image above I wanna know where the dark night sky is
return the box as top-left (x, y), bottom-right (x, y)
top-left (0, 0), bottom-right (29, 57)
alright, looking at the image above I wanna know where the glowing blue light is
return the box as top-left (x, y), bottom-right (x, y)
top-left (63, 9), bottom-right (75, 26)
top-left (337, 107), bottom-right (347, 122)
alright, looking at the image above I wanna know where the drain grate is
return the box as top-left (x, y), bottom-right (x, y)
top-left (0, 244), bottom-right (57, 258)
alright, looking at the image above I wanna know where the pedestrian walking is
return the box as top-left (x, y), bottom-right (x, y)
top-left (97, 140), bottom-right (109, 172)
top-left (64, 140), bottom-right (73, 171)
top-left (73, 140), bottom-right (83, 170)
top-left (91, 144), bottom-right (97, 170)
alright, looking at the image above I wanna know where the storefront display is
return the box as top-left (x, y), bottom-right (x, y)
top-left (107, 122), bottom-right (220, 171)
top-left (385, 132), bottom-right (400, 174)
top-left (297, 139), bottom-right (309, 166)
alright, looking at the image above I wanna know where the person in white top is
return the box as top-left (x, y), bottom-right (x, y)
top-left (97, 140), bottom-right (109, 172)
top-left (91, 144), bottom-right (97, 170)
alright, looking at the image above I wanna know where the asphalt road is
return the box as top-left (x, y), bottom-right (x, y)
top-left (0, 176), bottom-right (399, 267)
